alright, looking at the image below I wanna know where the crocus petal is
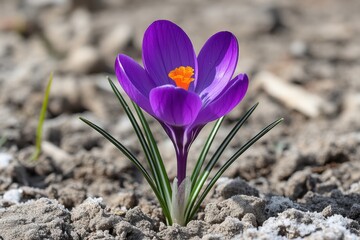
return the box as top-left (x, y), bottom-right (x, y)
top-left (194, 74), bottom-right (249, 125)
top-left (115, 54), bottom-right (155, 114)
top-left (149, 85), bottom-right (202, 126)
top-left (142, 20), bottom-right (198, 86)
top-left (195, 32), bottom-right (239, 103)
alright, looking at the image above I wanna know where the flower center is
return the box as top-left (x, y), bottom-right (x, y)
top-left (168, 66), bottom-right (195, 90)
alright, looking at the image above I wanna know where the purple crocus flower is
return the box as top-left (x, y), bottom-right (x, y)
top-left (115, 20), bottom-right (248, 185)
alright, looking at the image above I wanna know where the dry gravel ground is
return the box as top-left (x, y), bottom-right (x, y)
top-left (1, 0), bottom-right (360, 239)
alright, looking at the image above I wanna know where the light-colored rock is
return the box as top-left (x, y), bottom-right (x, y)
top-left (242, 213), bottom-right (257, 228)
top-left (340, 93), bottom-right (360, 129)
top-left (211, 217), bottom-right (243, 237)
top-left (43, 9), bottom-right (93, 54)
top-left (3, 189), bottom-right (23, 203)
top-left (42, 141), bottom-right (71, 162)
top-left (115, 221), bottom-right (144, 239)
top-left (109, 191), bottom-right (138, 209)
top-left (71, 197), bottom-right (123, 239)
top-left (0, 152), bottom-right (12, 169)
top-left (204, 195), bottom-right (266, 224)
top-left (254, 71), bottom-right (335, 118)
top-left (0, 198), bottom-right (73, 239)
top-left (61, 46), bottom-right (100, 74)
top-left (347, 182), bottom-right (360, 194)
top-left (100, 24), bottom-right (133, 66)
top-left (125, 207), bottom-right (155, 234)
top-left (289, 40), bottom-right (308, 57)
top-left (322, 205), bottom-right (334, 217)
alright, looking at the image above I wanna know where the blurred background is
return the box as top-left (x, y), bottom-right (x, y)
top-left (0, 0), bottom-right (360, 209)
top-left (1, 0), bottom-right (359, 120)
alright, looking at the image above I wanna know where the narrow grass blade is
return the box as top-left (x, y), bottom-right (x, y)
top-left (186, 103), bottom-right (258, 217)
top-left (191, 117), bottom-right (224, 186)
top-left (187, 118), bottom-right (283, 222)
top-left (133, 103), bottom-right (172, 207)
top-left (108, 78), bottom-right (172, 222)
top-left (31, 72), bottom-right (53, 161)
top-left (80, 118), bottom-right (153, 185)
top-left (80, 117), bottom-right (172, 224)
top-left (107, 78), bottom-right (169, 209)
top-left (0, 136), bottom-right (7, 148)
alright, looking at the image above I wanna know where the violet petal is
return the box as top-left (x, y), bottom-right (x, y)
top-left (194, 74), bottom-right (249, 125)
top-left (149, 85), bottom-right (202, 126)
top-left (142, 20), bottom-right (198, 87)
top-left (195, 31), bottom-right (238, 103)
top-left (115, 54), bottom-right (155, 114)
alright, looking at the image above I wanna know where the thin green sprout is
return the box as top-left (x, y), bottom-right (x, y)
top-left (31, 72), bottom-right (53, 161)
top-left (0, 136), bottom-right (7, 148)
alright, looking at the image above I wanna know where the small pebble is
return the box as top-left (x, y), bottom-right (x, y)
top-left (0, 152), bottom-right (12, 169)
top-left (3, 189), bottom-right (23, 203)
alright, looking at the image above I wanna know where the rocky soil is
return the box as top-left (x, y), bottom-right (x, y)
top-left (1, 0), bottom-right (360, 239)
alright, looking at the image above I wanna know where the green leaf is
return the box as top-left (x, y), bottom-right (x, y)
top-left (0, 136), bottom-right (7, 148)
top-left (133, 104), bottom-right (172, 208)
top-left (187, 117), bottom-right (283, 222)
top-left (80, 118), bottom-right (153, 184)
top-left (80, 117), bottom-right (172, 223)
top-left (107, 78), bottom-right (172, 224)
top-left (186, 103), bottom-right (258, 219)
top-left (31, 72), bottom-right (53, 161)
top-left (191, 117), bottom-right (224, 186)
top-left (108, 80), bottom-right (161, 192)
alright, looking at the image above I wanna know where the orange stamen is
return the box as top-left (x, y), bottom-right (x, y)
top-left (168, 66), bottom-right (195, 90)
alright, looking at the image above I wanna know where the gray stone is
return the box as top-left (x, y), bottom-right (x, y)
top-left (71, 198), bottom-right (122, 239)
top-left (241, 213), bottom-right (257, 228)
top-left (265, 196), bottom-right (302, 217)
top-left (125, 207), bottom-right (155, 234)
top-left (0, 198), bottom-right (73, 239)
top-left (289, 40), bottom-right (308, 57)
top-left (211, 217), bottom-right (243, 238)
top-left (215, 177), bottom-right (259, 199)
top-left (284, 168), bottom-right (316, 199)
top-left (204, 195), bottom-right (266, 224)
top-left (321, 205), bottom-right (334, 217)
top-left (115, 221), bottom-right (145, 240)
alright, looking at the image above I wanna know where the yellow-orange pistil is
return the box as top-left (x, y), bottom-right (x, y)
top-left (168, 66), bottom-right (195, 90)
